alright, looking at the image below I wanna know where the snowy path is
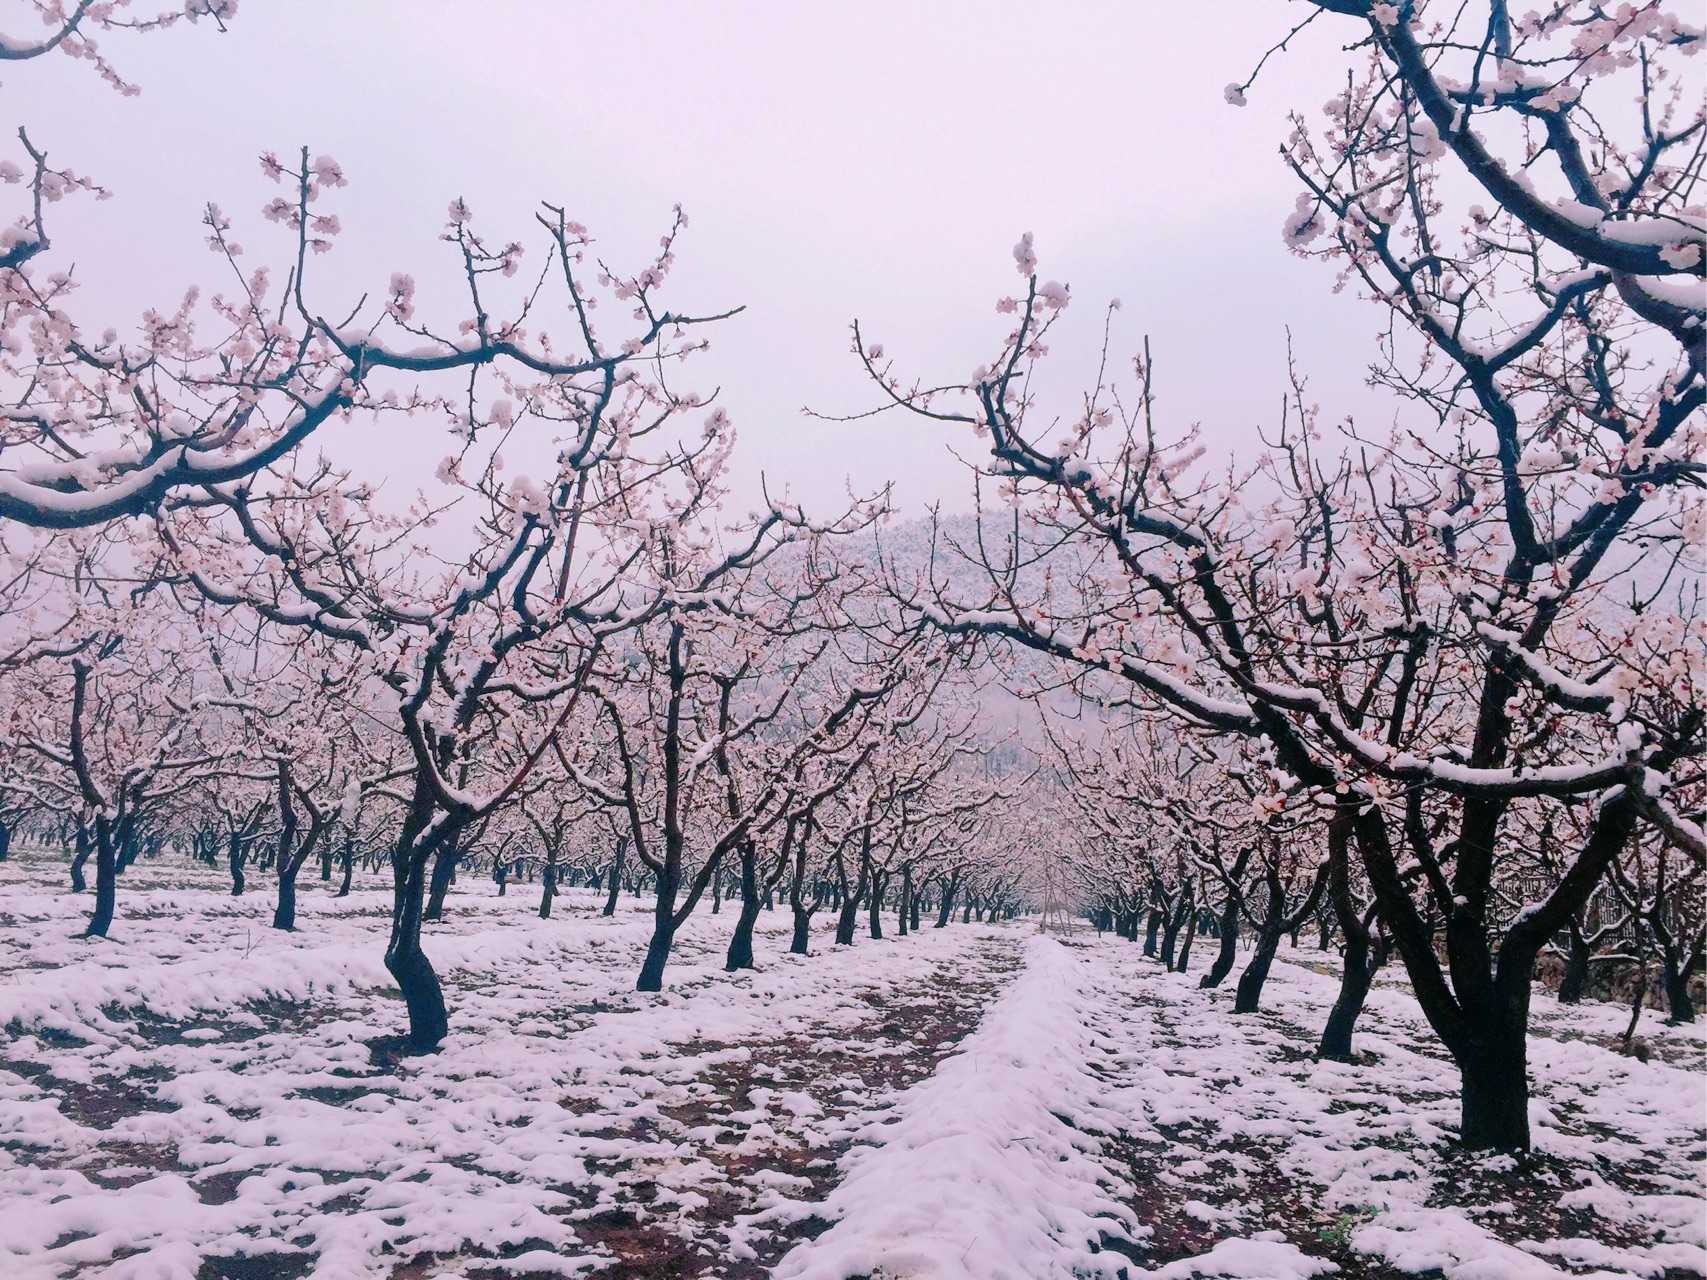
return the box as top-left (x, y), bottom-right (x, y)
top-left (774, 935), bottom-right (1138, 1280)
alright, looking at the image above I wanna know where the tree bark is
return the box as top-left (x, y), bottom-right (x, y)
top-left (603, 839), bottom-right (625, 917)
top-left (1233, 926), bottom-right (1281, 1013)
top-left (1318, 813), bottom-right (1376, 1059)
top-left (83, 820), bottom-right (117, 938)
top-left (1457, 1037), bottom-right (1531, 1151)
top-left (69, 822), bottom-right (91, 893)
top-left (637, 908), bottom-right (675, 992)
top-left (1176, 902), bottom-right (1197, 974)
top-left (273, 872), bottom-right (299, 931)
top-left (1557, 918), bottom-right (1591, 1004)
top-left (725, 843), bottom-right (762, 971)
top-left (1200, 896), bottom-right (1241, 989)
top-left (935, 873), bottom-right (960, 927)
top-left (1661, 954), bottom-right (1696, 1024)
top-left (422, 844), bottom-right (457, 922)
top-left (385, 825), bottom-right (449, 1050)
top-left (1160, 893), bottom-right (1189, 969)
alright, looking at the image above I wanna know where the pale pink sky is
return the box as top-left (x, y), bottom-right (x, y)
top-left (15, 1), bottom-right (1386, 514)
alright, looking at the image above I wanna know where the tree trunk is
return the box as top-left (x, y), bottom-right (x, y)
top-left (538, 862), bottom-right (556, 919)
top-left (1233, 926), bottom-right (1280, 1013)
top-left (790, 903), bottom-right (812, 955)
top-left (637, 843), bottom-right (682, 993)
top-left (337, 838), bottom-right (355, 898)
top-left (637, 913), bottom-right (675, 992)
top-left (1457, 1038), bottom-right (1531, 1151)
top-left (1557, 921), bottom-right (1591, 1004)
top-left (272, 863), bottom-right (300, 930)
top-left (69, 823), bottom-right (91, 893)
top-left (229, 833), bottom-right (246, 896)
top-left (1143, 908), bottom-right (1162, 957)
top-left (896, 865), bottom-right (912, 938)
top-left (1160, 896), bottom-right (1188, 969)
top-left (1319, 934), bottom-right (1377, 1060)
top-left (725, 845), bottom-right (762, 972)
top-left (386, 839), bottom-right (448, 1051)
top-left (83, 824), bottom-right (117, 938)
top-left (423, 845), bottom-right (456, 922)
top-left (114, 828), bottom-right (140, 875)
top-left (1176, 902), bottom-right (1198, 974)
top-left (1662, 954), bottom-right (1696, 1024)
top-left (602, 842), bottom-right (624, 917)
top-left (868, 872), bottom-right (885, 940)
top-left (835, 892), bottom-right (861, 945)
top-left (1317, 815), bottom-right (1375, 1059)
top-left (935, 875), bottom-right (959, 927)
top-left (1200, 899), bottom-right (1240, 989)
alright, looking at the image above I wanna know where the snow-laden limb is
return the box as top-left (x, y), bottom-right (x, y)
top-left (773, 934), bottom-right (1139, 1280)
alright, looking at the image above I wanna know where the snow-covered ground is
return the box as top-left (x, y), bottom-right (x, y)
top-left (2, 850), bottom-right (1703, 1279)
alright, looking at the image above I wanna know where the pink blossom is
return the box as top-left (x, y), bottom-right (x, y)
top-left (1013, 231), bottom-right (1037, 277)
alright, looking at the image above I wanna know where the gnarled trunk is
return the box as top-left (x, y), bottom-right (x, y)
top-left (1319, 928), bottom-right (1380, 1061)
top-left (1318, 815), bottom-right (1377, 1059)
top-left (422, 845), bottom-right (457, 922)
top-left (83, 821), bottom-right (117, 938)
top-left (228, 833), bottom-right (247, 896)
top-left (725, 844), bottom-right (762, 971)
top-left (1200, 899), bottom-right (1240, 988)
top-left (1456, 1034), bottom-right (1530, 1150)
top-left (385, 833), bottom-right (448, 1051)
top-left (1233, 926), bottom-right (1280, 1013)
top-left (336, 837), bottom-right (355, 898)
top-left (69, 822), bottom-right (91, 893)
top-left (602, 838), bottom-right (625, 917)
top-left (1662, 955), bottom-right (1696, 1024)
top-left (1557, 919), bottom-right (1591, 1004)
top-left (273, 871), bottom-right (299, 931)
top-left (637, 908), bottom-right (675, 992)
top-left (1160, 894), bottom-right (1189, 969)
top-left (935, 874), bottom-right (960, 928)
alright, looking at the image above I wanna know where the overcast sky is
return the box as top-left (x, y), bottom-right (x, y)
top-left (16, 1), bottom-right (1392, 517)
